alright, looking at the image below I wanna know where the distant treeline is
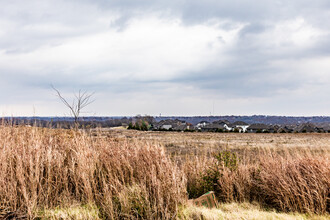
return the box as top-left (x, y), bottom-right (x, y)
top-left (1, 118), bottom-right (130, 129)
top-left (154, 115), bottom-right (330, 125)
top-left (1, 116), bottom-right (155, 129)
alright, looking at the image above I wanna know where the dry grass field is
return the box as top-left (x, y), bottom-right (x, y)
top-left (95, 129), bottom-right (330, 160)
top-left (0, 125), bottom-right (329, 219)
top-left (92, 129), bottom-right (330, 218)
top-left (98, 128), bottom-right (330, 149)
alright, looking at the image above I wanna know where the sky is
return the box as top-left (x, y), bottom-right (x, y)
top-left (1, 0), bottom-right (330, 117)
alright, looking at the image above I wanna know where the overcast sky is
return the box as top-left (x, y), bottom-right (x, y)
top-left (1, 0), bottom-right (330, 116)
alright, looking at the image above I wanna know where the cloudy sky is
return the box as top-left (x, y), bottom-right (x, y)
top-left (1, 0), bottom-right (330, 116)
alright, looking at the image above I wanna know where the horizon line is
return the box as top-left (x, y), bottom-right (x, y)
top-left (2, 115), bottom-right (330, 118)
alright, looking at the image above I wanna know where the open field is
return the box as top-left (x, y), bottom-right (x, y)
top-left (95, 128), bottom-right (330, 150)
top-left (94, 129), bottom-right (330, 159)
top-left (0, 126), bottom-right (329, 219)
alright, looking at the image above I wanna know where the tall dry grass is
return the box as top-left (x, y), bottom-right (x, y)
top-left (256, 155), bottom-right (330, 213)
top-left (0, 125), bottom-right (186, 219)
top-left (183, 147), bottom-right (330, 214)
top-left (1, 125), bottom-right (329, 218)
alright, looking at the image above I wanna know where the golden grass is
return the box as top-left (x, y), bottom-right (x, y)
top-left (180, 202), bottom-right (330, 220)
top-left (0, 126), bottom-right (186, 219)
top-left (102, 130), bottom-right (330, 214)
top-left (35, 203), bottom-right (101, 220)
top-left (1, 126), bottom-right (329, 219)
top-left (181, 141), bottom-right (330, 214)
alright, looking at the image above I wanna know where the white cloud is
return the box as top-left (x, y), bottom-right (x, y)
top-left (0, 16), bottom-right (242, 82)
top-left (1, 0), bottom-right (330, 116)
top-left (267, 18), bottom-right (326, 49)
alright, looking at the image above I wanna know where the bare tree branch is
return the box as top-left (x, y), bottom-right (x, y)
top-left (51, 85), bottom-right (94, 127)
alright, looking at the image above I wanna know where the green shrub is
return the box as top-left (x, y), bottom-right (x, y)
top-left (214, 151), bottom-right (238, 171)
top-left (197, 151), bottom-right (239, 196)
top-left (216, 128), bottom-right (223, 133)
top-left (128, 122), bottom-right (134, 129)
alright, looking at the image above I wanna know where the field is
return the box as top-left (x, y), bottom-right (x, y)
top-left (97, 129), bottom-right (330, 154)
top-left (0, 126), bottom-right (329, 219)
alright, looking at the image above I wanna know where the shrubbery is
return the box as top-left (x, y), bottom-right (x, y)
top-left (128, 121), bottom-right (149, 131)
top-left (184, 150), bottom-right (330, 214)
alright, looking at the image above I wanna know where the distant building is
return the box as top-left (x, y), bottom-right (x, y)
top-left (294, 123), bottom-right (323, 133)
top-left (247, 124), bottom-right (270, 133)
top-left (162, 124), bottom-right (172, 130)
top-left (201, 123), bottom-right (226, 132)
top-left (199, 120), bottom-right (233, 132)
top-left (320, 125), bottom-right (330, 133)
top-left (232, 121), bottom-right (249, 132)
top-left (153, 119), bottom-right (192, 131)
top-left (195, 121), bottom-right (210, 130)
top-left (212, 120), bottom-right (233, 131)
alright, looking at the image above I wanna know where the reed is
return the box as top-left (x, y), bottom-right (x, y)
top-left (0, 126), bottom-right (186, 219)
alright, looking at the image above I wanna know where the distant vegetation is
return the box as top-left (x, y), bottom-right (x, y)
top-left (3, 115), bottom-right (330, 133)
top-left (5, 115), bottom-right (330, 125)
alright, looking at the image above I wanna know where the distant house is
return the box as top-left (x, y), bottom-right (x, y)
top-left (231, 121), bottom-right (249, 132)
top-left (212, 120), bottom-right (233, 131)
top-left (195, 121), bottom-right (210, 130)
top-left (153, 119), bottom-right (192, 131)
top-left (294, 123), bottom-right (324, 133)
top-left (232, 126), bottom-right (244, 133)
top-left (320, 125), bottom-right (330, 133)
top-left (247, 124), bottom-right (270, 133)
top-left (277, 125), bottom-right (294, 133)
top-left (162, 124), bottom-right (172, 130)
top-left (201, 123), bottom-right (226, 132)
top-left (175, 123), bottom-right (192, 131)
top-left (153, 119), bottom-right (179, 130)
top-left (200, 120), bottom-right (233, 132)
top-left (268, 125), bottom-right (280, 133)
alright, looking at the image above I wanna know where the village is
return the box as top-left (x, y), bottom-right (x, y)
top-left (133, 118), bottom-right (330, 133)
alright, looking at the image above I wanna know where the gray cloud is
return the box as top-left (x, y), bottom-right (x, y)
top-left (1, 0), bottom-right (330, 116)
top-left (83, 0), bottom-right (330, 25)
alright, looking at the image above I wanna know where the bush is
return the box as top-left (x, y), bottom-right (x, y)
top-left (184, 150), bottom-right (330, 214)
top-left (233, 128), bottom-right (240, 133)
top-left (183, 156), bottom-right (215, 199)
top-left (214, 151), bottom-right (238, 171)
top-left (216, 128), bottom-right (223, 133)
top-left (140, 121), bottom-right (148, 131)
top-left (185, 151), bottom-right (239, 199)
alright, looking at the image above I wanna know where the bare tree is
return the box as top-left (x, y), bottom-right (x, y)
top-left (51, 85), bottom-right (94, 127)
